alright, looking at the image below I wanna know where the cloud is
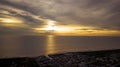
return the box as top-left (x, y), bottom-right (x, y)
top-left (0, 0), bottom-right (120, 35)
top-left (11, 0), bottom-right (119, 30)
top-left (0, 0), bottom-right (38, 14)
top-left (0, 0), bottom-right (46, 35)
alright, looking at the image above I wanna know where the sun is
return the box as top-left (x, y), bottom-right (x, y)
top-left (45, 21), bottom-right (55, 31)
top-left (43, 20), bottom-right (73, 33)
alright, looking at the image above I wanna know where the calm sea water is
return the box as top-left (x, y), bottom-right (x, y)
top-left (0, 35), bottom-right (120, 58)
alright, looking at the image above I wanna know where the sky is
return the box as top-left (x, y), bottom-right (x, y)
top-left (0, 0), bottom-right (120, 36)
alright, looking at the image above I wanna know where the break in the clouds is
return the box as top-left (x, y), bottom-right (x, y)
top-left (0, 0), bottom-right (120, 35)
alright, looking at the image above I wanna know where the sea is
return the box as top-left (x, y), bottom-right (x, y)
top-left (0, 35), bottom-right (120, 58)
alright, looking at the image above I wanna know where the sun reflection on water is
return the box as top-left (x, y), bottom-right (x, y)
top-left (46, 35), bottom-right (55, 55)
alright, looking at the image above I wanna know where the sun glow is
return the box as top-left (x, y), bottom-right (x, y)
top-left (33, 22), bottom-right (73, 34)
top-left (0, 18), bottom-right (22, 24)
top-left (44, 22), bottom-right (73, 33)
top-left (0, 17), bottom-right (25, 27)
top-left (33, 19), bottom-right (120, 36)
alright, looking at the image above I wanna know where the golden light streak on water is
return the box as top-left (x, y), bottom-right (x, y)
top-left (45, 35), bottom-right (55, 55)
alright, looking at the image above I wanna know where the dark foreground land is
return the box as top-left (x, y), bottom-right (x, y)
top-left (0, 49), bottom-right (120, 67)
